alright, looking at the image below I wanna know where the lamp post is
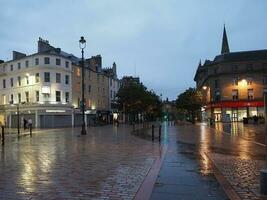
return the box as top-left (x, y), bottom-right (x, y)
top-left (17, 104), bottom-right (20, 135)
top-left (260, 90), bottom-right (267, 195)
top-left (79, 36), bottom-right (87, 135)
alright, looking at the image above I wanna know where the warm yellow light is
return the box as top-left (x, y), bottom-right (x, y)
top-left (202, 86), bottom-right (207, 90)
top-left (240, 79), bottom-right (247, 86)
top-left (26, 73), bottom-right (30, 77)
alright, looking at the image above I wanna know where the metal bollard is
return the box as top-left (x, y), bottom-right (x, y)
top-left (29, 125), bottom-right (32, 137)
top-left (159, 125), bottom-right (161, 142)
top-left (152, 125), bottom-right (154, 141)
top-left (1, 126), bottom-right (4, 145)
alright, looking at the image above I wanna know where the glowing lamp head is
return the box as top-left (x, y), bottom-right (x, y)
top-left (240, 79), bottom-right (247, 86)
top-left (202, 86), bottom-right (207, 90)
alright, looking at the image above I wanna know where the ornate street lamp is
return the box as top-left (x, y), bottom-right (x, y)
top-left (79, 36), bottom-right (87, 135)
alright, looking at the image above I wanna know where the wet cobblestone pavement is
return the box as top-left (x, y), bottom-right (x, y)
top-left (208, 153), bottom-right (265, 200)
top-left (0, 125), bottom-right (160, 200)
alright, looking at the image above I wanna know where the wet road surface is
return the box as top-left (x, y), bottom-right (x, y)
top-left (150, 123), bottom-right (266, 200)
top-left (150, 124), bottom-right (228, 200)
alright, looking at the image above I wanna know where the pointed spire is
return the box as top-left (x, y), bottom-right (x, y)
top-left (198, 59), bottom-right (202, 68)
top-left (221, 24), bottom-right (230, 54)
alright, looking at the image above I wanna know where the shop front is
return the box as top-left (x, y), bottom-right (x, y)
top-left (205, 100), bottom-right (264, 122)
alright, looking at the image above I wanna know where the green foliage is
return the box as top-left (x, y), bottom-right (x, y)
top-left (117, 82), bottom-right (162, 121)
top-left (176, 87), bottom-right (202, 123)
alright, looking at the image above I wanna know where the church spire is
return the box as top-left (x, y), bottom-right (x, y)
top-left (221, 24), bottom-right (230, 54)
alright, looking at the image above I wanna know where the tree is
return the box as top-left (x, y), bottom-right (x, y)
top-left (117, 82), bottom-right (162, 122)
top-left (176, 87), bottom-right (202, 123)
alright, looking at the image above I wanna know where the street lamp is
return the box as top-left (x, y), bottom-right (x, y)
top-left (79, 36), bottom-right (87, 135)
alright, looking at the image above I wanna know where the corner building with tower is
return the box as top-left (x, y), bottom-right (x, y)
top-left (194, 26), bottom-right (267, 122)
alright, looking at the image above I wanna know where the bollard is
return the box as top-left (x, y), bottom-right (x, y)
top-left (152, 125), bottom-right (154, 141)
top-left (1, 126), bottom-right (4, 145)
top-left (159, 125), bottom-right (161, 142)
top-left (29, 125), bottom-right (32, 137)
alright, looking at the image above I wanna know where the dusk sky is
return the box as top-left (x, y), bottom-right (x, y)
top-left (1, 0), bottom-right (267, 100)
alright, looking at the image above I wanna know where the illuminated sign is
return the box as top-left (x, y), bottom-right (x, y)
top-left (42, 86), bottom-right (51, 94)
top-left (46, 110), bottom-right (66, 113)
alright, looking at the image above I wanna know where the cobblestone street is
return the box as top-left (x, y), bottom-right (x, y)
top-left (0, 125), bottom-right (161, 200)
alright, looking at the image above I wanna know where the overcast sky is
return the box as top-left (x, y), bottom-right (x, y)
top-left (1, 0), bottom-right (267, 100)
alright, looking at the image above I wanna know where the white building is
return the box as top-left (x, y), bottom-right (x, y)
top-left (0, 38), bottom-right (74, 128)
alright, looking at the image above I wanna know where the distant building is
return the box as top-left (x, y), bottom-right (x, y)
top-left (121, 76), bottom-right (140, 88)
top-left (194, 26), bottom-right (267, 122)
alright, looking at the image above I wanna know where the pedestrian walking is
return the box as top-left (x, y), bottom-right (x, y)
top-left (28, 118), bottom-right (33, 136)
top-left (23, 118), bottom-right (27, 130)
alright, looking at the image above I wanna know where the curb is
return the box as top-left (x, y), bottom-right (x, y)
top-left (134, 144), bottom-right (168, 200)
top-left (201, 152), bottom-right (241, 200)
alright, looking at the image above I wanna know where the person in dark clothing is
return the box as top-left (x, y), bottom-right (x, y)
top-left (23, 118), bottom-right (27, 130)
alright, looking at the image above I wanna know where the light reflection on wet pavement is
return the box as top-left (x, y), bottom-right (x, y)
top-left (0, 125), bottom-right (161, 200)
top-left (151, 123), bottom-right (266, 200)
top-left (213, 122), bottom-right (265, 145)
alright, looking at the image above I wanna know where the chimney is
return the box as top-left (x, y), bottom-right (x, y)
top-left (38, 37), bottom-right (53, 53)
top-left (13, 51), bottom-right (26, 60)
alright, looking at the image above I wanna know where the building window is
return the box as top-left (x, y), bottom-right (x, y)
top-left (76, 68), bottom-right (80, 77)
top-left (25, 91), bottom-right (29, 103)
top-left (56, 91), bottom-right (61, 102)
top-left (10, 94), bottom-right (14, 103)
top-left (65, 75), bottom-right (69, 85)
top-left (36, 91), bottom-right (39, 102)
top-left (10, 65), bottom-right (13, 71)
top-left (232, 89), bottom-right (238, 100)
top-left (97, 74), bottom-right (99, 82)
top-left (18, 62), bottom-right (21, 69)
top-left (35, 73), bottom-right (40, 83)
top-left (232, 78), bottom-right (238, 86)
top-left (18, 93), bottom-right (21, 103)
top-left (65, 61), bottom-right (69, 68)
top-left (35, 58), bottom-right (39, 65)
top-left (110, 78), bottom-right (112, 86)
top-left (88, 85), bottom-right (91, 93)
top-left (3, 79), bottom-right (6, 89)
top-left (65, 92), bottom-right (69, 103)
top-left (215, 91), bottom-right (220, 101)
top-left (18, 76), bottom-right (21, 86)
top-left (232, 65), bottom-right (238, 72)
top-left (26, 76), bottom-right (29, 85)
top-left (214, 79), bottom-right (219, 88)
top-left (247, 77), bottom-right (253, 85)
top-left (10, 78), bottom-right (13, 87)
top-left (25, 60), bottom-right (29, 68)
top-left (110, 90), bottom-right (113, 98)
top-left (56, 58), bottom-right (61, 66)
top-left (263, 75), bottom-right (267, 85)
top-left (56, 73), bottom-right (61, 83)
top-left (44, 57), bottom-right (50, 64)
top-left (248, 89), bottom-right (253, 100)
top-left (44, 72), bottom-right (50, 82)
top-left (246, 64), bottom-right (253, 71)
